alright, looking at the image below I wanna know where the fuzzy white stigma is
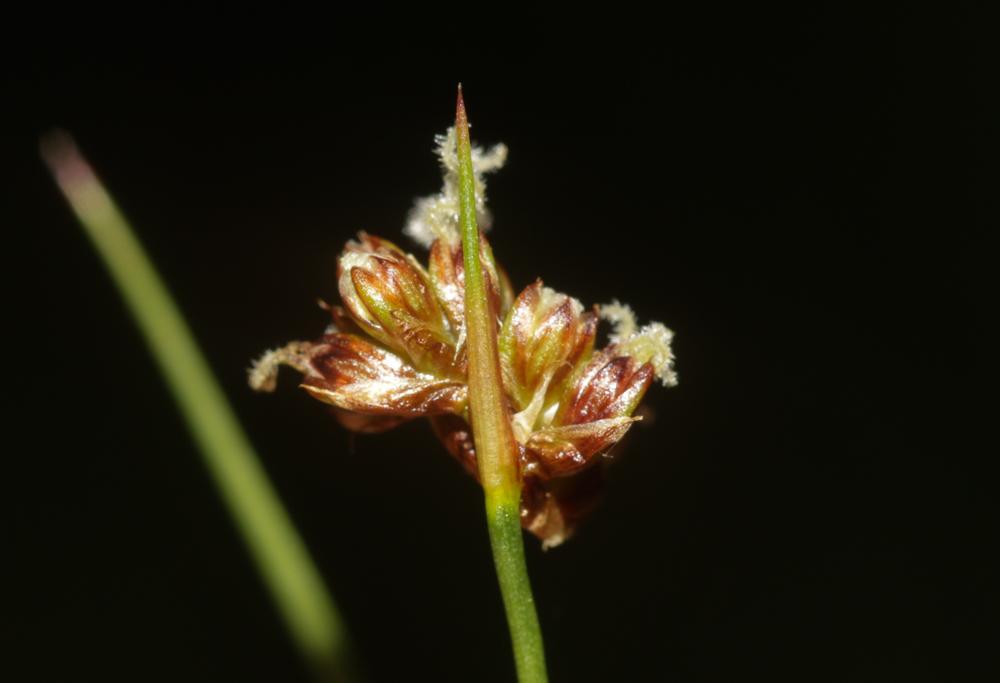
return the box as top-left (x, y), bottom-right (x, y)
top-left (404, 127), bottom-right (508, 248)
top-left (599, 300), bottom-right (637, 343)
top-left (248, 341), bottom-right (316, 392)
top-left (599, 302), bottom-right (678, 387)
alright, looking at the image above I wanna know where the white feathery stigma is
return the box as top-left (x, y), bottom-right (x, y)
top-left (248, 341), bottom-right (316, 392)
top-left (600, 302), bottom-right (678, 387)
top-left (599, 300), bottom-right (637, 343)
top-left (404, 127), bottom-right (508, 248)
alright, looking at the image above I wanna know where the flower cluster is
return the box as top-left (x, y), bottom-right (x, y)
top-left (250, 129), bottom-right (676, 548)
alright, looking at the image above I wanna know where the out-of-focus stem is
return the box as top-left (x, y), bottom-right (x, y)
top-left (455, 88), bottom-right (549, 683)
top-left (41, 132), bottom-right (353, 682)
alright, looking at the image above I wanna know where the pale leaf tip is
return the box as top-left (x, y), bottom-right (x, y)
top-left (39, 129), bottom-right (95, 195)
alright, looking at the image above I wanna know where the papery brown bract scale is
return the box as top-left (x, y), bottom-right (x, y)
top-left (521, 466), bottom-right (607, 549)
top-left (331, 408), bottom-right (408, 434)
top-left (430, 414), bottom-right (480, 480)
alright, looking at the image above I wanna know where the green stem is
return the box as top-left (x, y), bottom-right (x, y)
top-left (41, 132), bottom-right (353, 682)
top-left (456, 87), bottom-right (549, 683)
top-left (486, 492), bottom-right (549, 682)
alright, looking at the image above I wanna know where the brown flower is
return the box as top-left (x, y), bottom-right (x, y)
top-left (250, 128), bottom-right (676, 548)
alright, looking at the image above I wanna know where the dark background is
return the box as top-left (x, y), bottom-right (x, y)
top-left (17, 9), bottom-right (993, 682)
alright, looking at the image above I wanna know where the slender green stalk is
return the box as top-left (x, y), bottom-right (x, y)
top-left (41, 132), bottom-right (352, 682)
top-left (456, 88), bottom-right (549, 683)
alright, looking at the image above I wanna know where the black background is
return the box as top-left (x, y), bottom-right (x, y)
top-left (17, 9), bottom-right (993, 682)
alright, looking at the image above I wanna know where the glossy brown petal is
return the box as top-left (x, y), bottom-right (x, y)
top-left (555, 347), bottom-right (655, 426)
top-left (524, 416), bottom-right (638, 478)
top-left (301, 333), bottom-right (467, 418)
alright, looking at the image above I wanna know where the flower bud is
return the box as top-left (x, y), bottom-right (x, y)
top-left (515, 346), bottom-right (653, 478)
top-left (499, 280), bottom-right (597, 417)
top-left (337, 232), bottom-right (463, 378)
